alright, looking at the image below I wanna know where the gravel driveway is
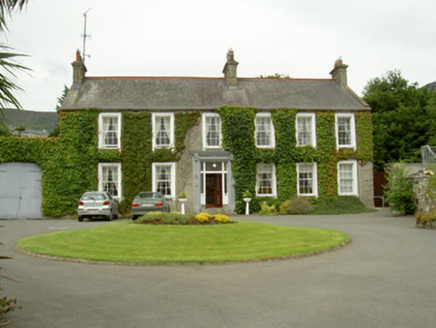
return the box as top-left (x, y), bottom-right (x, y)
top-left (1, 209), bottom-right (435, 328)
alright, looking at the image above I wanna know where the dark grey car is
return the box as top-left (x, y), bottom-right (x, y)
top-left (131, 192), bottom-right (170, 220)
top-left (77, 191), bottom-right (118, 222)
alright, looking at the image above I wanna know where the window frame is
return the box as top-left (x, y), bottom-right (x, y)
top-left (296, 113), bottom-right (316, 147)
top-left (337, 160), bottom-right (358, 196)
top-left (98, 163), bottom-right (122, 200)
top-left (98, 113), bottom-right (122, 150)
top-left (255, 112), bottom-right (275, 148)
top-left (335, 113), bottom-right (356, 150)
top-left (152, 162), bottom-right (176, 199)
top-left (152, 113), bottom-right (175, 150)
top-left (256, 163), bottom-right (277, 197)
top-left (202, 113), bottom-right (222, 149)
top-left (297, 162), bottom-right (318, 197)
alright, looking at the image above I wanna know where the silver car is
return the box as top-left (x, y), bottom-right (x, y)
top-left (131, 192), bottom-right (170, 220)
top-left (77, 191), bottom-right (118, 222)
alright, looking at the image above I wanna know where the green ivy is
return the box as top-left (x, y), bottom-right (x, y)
top-left (218, 108), bottom-right (373, 213)
top-left (0, 109), bottom-right (200, 217)
top-left (0, 106), bottom-right (372, 217)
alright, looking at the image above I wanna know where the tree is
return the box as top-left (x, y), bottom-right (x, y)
top-left (258, 73), bottom-right (290, 79)
top-left (0, 0), bottom-right (30, 131)
top-left (363, 70), bottom-right (436, 171)
top-left (56, 85), bottom-right (69, 110)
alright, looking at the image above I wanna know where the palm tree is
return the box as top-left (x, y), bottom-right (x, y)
top-left (0, 0), bottom-right (29, 130)
top-left (0, 0), bottom-right (29, 31)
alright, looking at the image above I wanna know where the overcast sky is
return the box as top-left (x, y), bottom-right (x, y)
top-left (2, 0), bottom-right (436, 112)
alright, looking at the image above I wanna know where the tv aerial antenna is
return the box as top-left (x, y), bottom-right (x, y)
top-left (82, 7), bottom-right (92, 64)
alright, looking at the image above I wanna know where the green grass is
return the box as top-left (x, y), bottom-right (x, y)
top-left (16, 221), bottom-right (349, 263)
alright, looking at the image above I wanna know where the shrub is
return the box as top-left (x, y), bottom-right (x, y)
top-left (258, 201), bottom-right (276, 215)
top-left (0, 279), bottom-right (19, 321)
top-left (310, 196), bottom-right (372, 215)
top-left (178, 191), bottom-right (186, 199)
top-left (415, 212), bottom-right (436, 228)
top-left (214, 214), bottom-right (231, 223)
top-left (136, 211), bottom-right (165, 223)
top-left (194, 212), bottom-right (211, 223)
top-left (279, 196), bottom-right (312, 215)
top-left (385, 162), bottom-right (416, 214)
top-left (162, 212), bottom-right (190, 225)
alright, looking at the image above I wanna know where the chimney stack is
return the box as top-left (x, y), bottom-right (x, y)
top-left (222, 48), bottom-right (238, 87)
top-left (330, 57), bottom-right (348, 87)
top-left (71, 49), bottom-right (87, 84)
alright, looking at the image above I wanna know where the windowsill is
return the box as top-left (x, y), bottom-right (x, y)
top-left (256, 194), bottom-right (277, 198)
top-left (99, 146), bottom-right (120, 150)
top-left (256, 146), bottom-right (275, 149)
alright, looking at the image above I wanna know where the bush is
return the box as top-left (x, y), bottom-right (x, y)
top-left (214, 214), bottom-right (230, 223)
top-left (310, 196), bottom-right (372, 215)
top-left (162, 212), bottom-right (191, 225)
top-left (258, 201), bottom-right (276, 215)
top-left (194, 212), bottom-right (211, 223)
top-left (415, 212), bottom-right (436, 228)
top-left (279, 196), bottom-right (312, 215)
top-left (385, 163), bottom-right (416, 214)
top-left (136, 211), bottom-right (166, 224)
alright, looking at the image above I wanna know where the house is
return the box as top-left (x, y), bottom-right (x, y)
top-left (61, 49), bottom-right (373, 214)
top-left (0, 49), bottom-right (373, 218)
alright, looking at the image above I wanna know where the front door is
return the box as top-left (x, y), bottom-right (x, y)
top-left (206, 174), bottom-right (222, 208)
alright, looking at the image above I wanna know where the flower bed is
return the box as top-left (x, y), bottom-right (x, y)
top-left (135, 212), bottom-right (234, 225)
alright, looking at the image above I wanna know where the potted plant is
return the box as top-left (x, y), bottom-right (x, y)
top-left (242, 190), bottom-right (252, 202)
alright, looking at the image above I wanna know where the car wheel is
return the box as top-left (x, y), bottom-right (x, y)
top-left (132, 215), bottom-right (138, 221)
top-left (78, 216), bottom-right (84, 222)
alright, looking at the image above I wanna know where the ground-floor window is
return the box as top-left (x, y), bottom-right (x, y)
top-left (297, 163), bottom-right (318, 197)
top-left (256, 163), bottom-right (277, 197)
top-left (98, 163), bottom-right (122, 199)
top-left (152, 162), bottom-right (176, 199)
top-left (337, 160), bottom-right (358, 196)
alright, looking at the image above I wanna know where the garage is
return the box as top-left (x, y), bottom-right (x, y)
top-left (0, 162), bottom-right (42, 219)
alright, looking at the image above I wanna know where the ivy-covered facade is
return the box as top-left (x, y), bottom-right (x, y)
top-left (0, 50), bottom-right (373, 217)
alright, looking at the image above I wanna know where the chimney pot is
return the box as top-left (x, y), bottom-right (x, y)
top-left (222, 48), bottom-right (239, 87)
top-left (72, 49), bottom-right (87, 84)
top-left (330, 57), bottom-right (348, 87)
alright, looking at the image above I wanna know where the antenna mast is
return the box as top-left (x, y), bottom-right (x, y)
top-left (82, 8), bottom-right (92, 64)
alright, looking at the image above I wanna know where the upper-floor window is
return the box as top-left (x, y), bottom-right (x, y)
top-left (297, 163), bottom-right (318, 197)
top-left (98, 163), bottom-right (122, 200)
top-left (152, 113), bottom-right (174, 150)
top-left (255, 113), bottom-right (275, 148)
top-left (337, 160), bottom-right (358, 196)
top-left (296, 113), bottom-right (316, 147)
top-left (152, 162), bottom-right (176, 199)
top-left (98, 113), bottom-right (121, 149)
top-left (256, 163), bottom-right (277, 197)
top-left (335, 113), bottom-right (356, 149)
top-left (202, 113), bottom-right (221, 149)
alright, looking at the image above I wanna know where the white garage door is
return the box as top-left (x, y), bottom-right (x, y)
top-left (0, 163), bottom-right (42, 219)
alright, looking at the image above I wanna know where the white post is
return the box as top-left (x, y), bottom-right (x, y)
top-left (243, 197), bottom-right (251, 215)
top-left (179, 198), bottom-right (186, 215)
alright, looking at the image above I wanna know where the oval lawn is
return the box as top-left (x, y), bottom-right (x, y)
top-left (16, 221), bottom-right (349, 263)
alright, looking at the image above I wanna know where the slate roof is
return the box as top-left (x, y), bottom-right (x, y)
top-left (61, 76), bottom-right (369, 111)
